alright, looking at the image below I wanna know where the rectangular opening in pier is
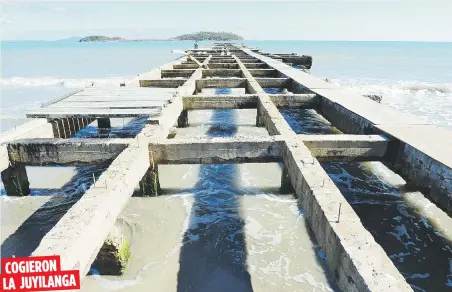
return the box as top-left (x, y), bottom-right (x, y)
top-left (75, 117), bottom-right (149, 138)
top-left (195, 78), bottom-right (249, 93)
top-left (280, 108), bottom-right (341, 134)
top-left (175, 109), bottom-right (269, 137)
top-left (321, 161), bottom-right (452, 291)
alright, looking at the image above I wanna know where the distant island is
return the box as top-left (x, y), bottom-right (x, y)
top-left (173, 32), bottom-right (243, 41)
top-left (79, 36), bottom-right (126, 42)
top-left (78, 32), bottom-right (244, 42)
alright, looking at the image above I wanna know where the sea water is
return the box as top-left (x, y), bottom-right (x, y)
top-left (2, 40), bottom-right (452, 131)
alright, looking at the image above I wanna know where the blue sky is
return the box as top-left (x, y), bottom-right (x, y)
top-left (1, 0), bottom-right (451, 41)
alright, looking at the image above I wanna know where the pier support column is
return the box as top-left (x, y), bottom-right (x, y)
top-left (256, 103), bottom-right (265, 127)
top-left (62, 118), bottom-right (72, 137)
top-left (91, 224), bottom-right (130, 275)
top-left (177, 110), bottom-right (189, 128)
top-left (98, 118), bottom-right (111, 138)
top-left (1, 165), bottom-right (30, 196)
top-left (139, 166), bottom-right (160, 196)
top-left (280, 164), bottom-right (294, 194)
top-left (69, 118), bottom-right (77, 135)
top-left (98, 118), bottom-right (111, 129)
top-left (50, 119), bottom-right (64, 138)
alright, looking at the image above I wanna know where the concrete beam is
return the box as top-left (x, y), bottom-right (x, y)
top-left (161, 69), bottom-right (196, 78)
top-left (149, 136), bottom-right (283, 164)
top-left (195, 78), bottom-right (248, 92)
top-left (243, 63), bottom-right (268, 69)
top-left (1, 119), bottom-right (57, 172)
top-left (183, 94), bottom-right (257, 109)
top-left (202, 69), bottom-right (242, 78)
top-left (7, 138), bottom-right (130, 166)
top-left (300, 134), bottom-right (389, 161)
top-left (207, 63), bottom-right (240, 69)
top-left (139, 79), bottom-right (187, 88)
top-left (182, 93), bottom-right (317, 109)
top-left (269, 94), bottom-right (317, 108)
top-left (173, 64), bottom-right (198, 69)
top-left (248, 69), bottom-right (278, 77)
top-left (207, 59), bottom-right (237, 63)
top-left (255, 77), bottom-right (291, 88)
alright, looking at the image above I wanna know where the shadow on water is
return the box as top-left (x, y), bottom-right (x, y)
top-left (323, 162), bottom-right (452, 292)
top-left (1, 164), bottom-right (107, 259)
top-left (176, 88), bottom-right (254, 292)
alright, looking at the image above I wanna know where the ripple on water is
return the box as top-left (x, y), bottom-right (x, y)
top-left (322, 161), bottom-right (452, 291)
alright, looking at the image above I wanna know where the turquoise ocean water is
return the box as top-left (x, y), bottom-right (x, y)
top-left (1, 40), bottom-right (452, 131)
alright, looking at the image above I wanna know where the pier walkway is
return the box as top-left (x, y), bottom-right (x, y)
top-left (1, 43), bottom-right (451, 292)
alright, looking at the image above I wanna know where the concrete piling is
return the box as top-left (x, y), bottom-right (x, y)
top-left (139, 166), bottom-right (160, 196)
top-left (1, 164), bottom-right (30, 196)
top-left (280, 163), bottom-right (293, 194)
top-left (97, 118), bottom-right (111, 129)
top-left (177, 110), bottom-right (189, 128)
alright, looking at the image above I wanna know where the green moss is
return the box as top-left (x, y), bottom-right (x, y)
top-left (118, 238), bottom-right (131, 273)
top-left (330, 127), bottom-right (343, 134)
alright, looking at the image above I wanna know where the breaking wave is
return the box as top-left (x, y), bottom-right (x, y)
top-left (0, 76), bottom-right (130, 88)
top-left (328, 78), bottom-right (452, 97)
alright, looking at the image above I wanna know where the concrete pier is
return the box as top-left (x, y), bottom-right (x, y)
top-left (3, 43), bottom-right (451, 291)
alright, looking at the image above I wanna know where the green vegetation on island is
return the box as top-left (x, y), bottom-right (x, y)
top-left (173, 31), bottom-right (244, 41)
top-left (79, 36), bottom-right (125, 42)
top-left (78, 31), bottom-right (244, 42)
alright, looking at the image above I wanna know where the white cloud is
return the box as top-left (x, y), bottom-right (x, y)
top-left (53, 7), bottom-right (67, 13)
top-left (0, 17), bottom-right (14, 25)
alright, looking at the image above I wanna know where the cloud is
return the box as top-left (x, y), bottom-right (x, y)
top-left (0, 17), bottom-right (14, 25)
top-left (53, 7), bottom-right (67, 13)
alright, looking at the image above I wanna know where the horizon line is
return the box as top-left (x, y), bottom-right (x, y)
top-left (3, 39), bottom-right (452, 43)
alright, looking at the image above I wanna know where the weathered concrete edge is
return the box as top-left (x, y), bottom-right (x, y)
top-left (31, 146), bottom-right (150, 278)
top-left (0, 119), bottom-right (55, 172)
top-left (391, 137), bottom-right (452, 214)
top-left (7, 138), bottom-right (132, 166)
top-left (282, 139), bottom-right (412, 292)
top-left (238, 48), bottom-right (413, 292)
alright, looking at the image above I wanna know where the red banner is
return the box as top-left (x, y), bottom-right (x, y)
top-left (1, 256), bottom-right (80, 291)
